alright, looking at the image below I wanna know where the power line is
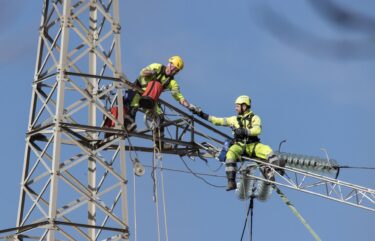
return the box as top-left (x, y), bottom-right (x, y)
top-left (142, 161), bottom-right (226, 189)
top-left (143, 164), bottom-right (226, 178)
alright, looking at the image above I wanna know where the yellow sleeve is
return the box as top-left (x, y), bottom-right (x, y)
top-left (208, 116), bottom-right (237, 127)
top-left (167, 79), bottom-right (185, 102)
top-left (248, 115), bottom-right (262, 136)
top-left (139, 63), bottom-right (162, 76)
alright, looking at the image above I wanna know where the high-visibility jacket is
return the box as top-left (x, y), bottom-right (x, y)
top-left (136, 63), bottom-right (185, 102)
top-left (209, 110), bottom-right (262, 142)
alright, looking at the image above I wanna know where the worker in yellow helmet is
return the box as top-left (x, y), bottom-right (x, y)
top-left (127, 56), bottom-right (198, 143)
top-left (192, 95), bottom-right (285, 191)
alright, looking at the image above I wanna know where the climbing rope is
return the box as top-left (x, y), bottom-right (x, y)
top-left (156, 125), bottom-right (170, 241)
top-left (151, 127), bottom-right (162, 241)
top-left (273, 185), bottom-right (322, 241)
top-left (125, 137), bottom-right (139, 241)
top-left (148, 116), bottom-right (171, 241)
top-left (132, 158), bottom-right (138, 241)
top-left (159, 149), bottom-right (170, 241)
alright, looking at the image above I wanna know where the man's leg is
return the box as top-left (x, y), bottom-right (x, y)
top-left (247, 143), bottom-right (285, 179)
top-left (125, 93), bottom-right (141, 132)
top-left (225, 143), bottom-right (243, 191)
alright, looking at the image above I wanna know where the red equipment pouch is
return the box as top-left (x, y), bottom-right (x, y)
top-left (104, 106), bottom-right (128, 128)
top-left (139, 80), bottom-right (163, 109)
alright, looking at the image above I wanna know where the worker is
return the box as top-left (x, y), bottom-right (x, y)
top-left (128, 56), bottom-right (198, 146)
top-left (192, 95), bottom-right (285, 191)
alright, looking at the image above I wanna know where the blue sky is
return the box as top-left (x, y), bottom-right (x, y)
top-left (0, 1), bottom-right (374, 241)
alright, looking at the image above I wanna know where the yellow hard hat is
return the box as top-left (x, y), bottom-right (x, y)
top-left (235, 95), bottom-right (251, 106)
top-left (169, 56), bottom-right (184, 70)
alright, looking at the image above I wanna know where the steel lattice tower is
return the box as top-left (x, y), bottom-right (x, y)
top-left (16, 0), bottom-right (130, 240)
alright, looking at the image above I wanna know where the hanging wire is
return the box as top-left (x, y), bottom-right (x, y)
top-left (240, 196), bottom-right (255, 241)
top-left (179, 156), bottom-right (225, 188)
top-left (143, 164), bottom-right (226, 178)
top-left (163, 123), bottom-right (225, 187)
top-left (338, 165), bottom-right (375, 170)
top-left (164, 124), bottom-right (224, 174)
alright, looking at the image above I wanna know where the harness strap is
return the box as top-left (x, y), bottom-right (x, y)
top-left (236, 113), bottom-right (260, 144)
top-left (136, 65), bottom-right (174, 93)
top-left (251, 142), bottom-right (259, 157)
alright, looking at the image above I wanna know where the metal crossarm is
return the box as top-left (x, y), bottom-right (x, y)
top-left (241, 157), bottom-right (375, 212)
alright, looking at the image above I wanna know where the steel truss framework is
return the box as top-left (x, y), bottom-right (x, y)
top-left (6, 0), bottom-right (228, 240)
top-left (1, 0), bottom-right (374, 240)
top-left (12, 0), bottom-right (131, 240)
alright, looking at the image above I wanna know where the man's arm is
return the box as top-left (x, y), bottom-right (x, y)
top-left (167, 79), bottom-right (185, 103)
top-left (193, 109), bottom-right (236, 127)
top-left (209, 116), bottom-right (237, 126)
top-left (247, 115), bottom-right (262, 136)
top-left (139, 63), bottom-right (162, 77)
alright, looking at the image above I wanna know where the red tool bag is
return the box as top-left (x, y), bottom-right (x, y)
top-left (104, 106), bottom-right (128, 128)
top-left (139, 80), bottom-right (164, 109)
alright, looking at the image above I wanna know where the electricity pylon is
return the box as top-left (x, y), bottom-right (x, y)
top-left (15, 1), bottom-right (130, 240)
top-left (2, 0), bottom-right (374, 240)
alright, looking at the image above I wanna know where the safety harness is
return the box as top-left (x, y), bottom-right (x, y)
top-left (135, 65), bottom-right (174, 93)
top-left (236, 113), bottom-right (260, 143)
top-left (236, 113), bottom-right (260, 157)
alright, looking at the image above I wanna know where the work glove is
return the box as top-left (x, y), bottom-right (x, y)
top-left (198, 111), bottom-right (209, 120)
top-left (188, 104), bottom-right (201, 114)
top-left (233, 128), bottom-right (248, 139)
top-left (188, 105), bottom-right (209, 120)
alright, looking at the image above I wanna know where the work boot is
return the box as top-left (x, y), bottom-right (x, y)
top-left (268, 154), bottom-right (285, 176)
top-left (226, 171), bottom-right (237, 191)
top-left (275, 158), bottom-right (286, 176)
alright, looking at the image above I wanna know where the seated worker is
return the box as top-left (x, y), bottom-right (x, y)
top-left (193, 95), bottom-right (284, 191)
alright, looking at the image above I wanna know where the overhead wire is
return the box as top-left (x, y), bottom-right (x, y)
top-left (163, 124), bottom-right (225, 188)
top-left (125, 104), bottom-right (373, 241)
top-left (240, 197), bottom-right (254, 241)
top-left (179, 156), bottom-right (225, 188)
top-left (164, 122), bottom-right (223, 174)
top-left (338, 165), bottom-right (375, 170)
top-left (143, 164), bottom-right (226, 178)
